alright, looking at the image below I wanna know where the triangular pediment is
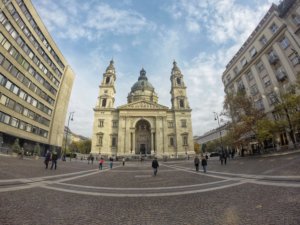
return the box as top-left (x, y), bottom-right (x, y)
top-left (118, 100), bottom-right (169, 110)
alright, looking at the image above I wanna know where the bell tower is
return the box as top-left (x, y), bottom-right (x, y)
top-left (170, 61), bottom-right (190, 110)
top-left (97, 60), bottom-right (116, 109)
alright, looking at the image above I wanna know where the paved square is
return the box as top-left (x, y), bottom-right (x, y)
top-left (0, 152), bottom-right (300, 225)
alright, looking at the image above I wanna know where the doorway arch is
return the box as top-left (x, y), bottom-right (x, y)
top-left (135, 120), bottom-right (151, 155)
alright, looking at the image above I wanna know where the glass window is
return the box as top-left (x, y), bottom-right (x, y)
top-left (6, 98), bottom-right (15, 109)
top-left (250, 84), bottom-right (258, 96)
top-left (19, 121), bottom-right (25, 130)
top-left (262, 75), bottom-right (271, 87)
top-left (249, 47), bottom-right (257, 57)
top-left (179, 99), bottom-right (184, 108)
top-left (168, 121), bottom-right (174, 128)
top-left (98, 119), bottom-right (104, 127)
top-left (2, 59), bottom-right (12, 71)
top-left (5, 80), bottom-right (12, 90)
top-left (9, 47), bottom-right (18, 58)
top-left (31, 99), bottom-right (37, 107)
top-left (12, 85), bottom-right (19, 95)
top-left (259, 35), bottom-right (268, 46)
top-left (269, 23), bottom-right (278, 33)
top-left (0, 53), bottom-right (4, 64)
top-left (280, 37), bottom-right (289, 49)
top-left (25, 124), bottom-right (31, 132)
top-left (246, 71), bottom-right (253, 82)
top-left (233, 67), bottom-right (239, 75)
top-left (256, 61), bottom-right (265, 72)
top-left (10, 118), bottom-right (19, 127)
top-left (0, 94), bottom-right (7, 105)
top-left (22, 77), bottom-right (30, 87)
top-left (19, 90), bottom-right (26, 100)
top-left (182, 135), bottom-right (188, 146)
top-left (181, 120), bottom-right (187, 128)
top-left (3, 40), bottom-right (11, 50)
top-left (2, 114), bottom-right (10, 124)
top-left (112, 137), bottom-right (117, 147)
top-left (14, 103), bottom-right (23, 113)
top-left (0, 73), bottom-right (6, 85)
top-left (26, 95), bottom-right (32, 104)
top-left (23, 108), bottom-right (29, 116)
top-left (292, 14), bottom-right (300, 25)
top-left (5, 23), bottom-right (12, 32)
top-left (241, 58), bottom-right (247, 67)
top-left (0, 33), bottom-right (4, 43)
top-left (170, 137), bottom-right (174, 146)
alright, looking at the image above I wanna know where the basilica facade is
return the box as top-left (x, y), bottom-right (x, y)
top-left (91, 60), bottom-right (193, 158)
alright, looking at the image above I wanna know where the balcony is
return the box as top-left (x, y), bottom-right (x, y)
top-left (276, 71), bottom-right (287, 82)
top-left (268, 54), bottom-right (279, 65)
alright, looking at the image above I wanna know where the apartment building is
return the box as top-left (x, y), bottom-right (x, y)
top-left (222, 0), bottom-right (300, 146)
top-left (0, 0), bottom-right (75, 153)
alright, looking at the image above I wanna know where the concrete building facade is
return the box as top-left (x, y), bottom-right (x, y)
top-left (91, 60), bottom-right (193, 158)
top-left (0, 0), bottom-right (75, 152)
top-left (222, 0), bottom-right (300, 146)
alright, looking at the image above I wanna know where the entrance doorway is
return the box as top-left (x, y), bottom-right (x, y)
top-left (135, 120), bottom-right (151, 155)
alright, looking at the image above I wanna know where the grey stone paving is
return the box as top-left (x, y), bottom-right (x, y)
top-left (0, 151), bottom-right (299, 225)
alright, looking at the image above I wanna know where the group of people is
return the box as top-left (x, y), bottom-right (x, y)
top-left (44, 150), bottom-right (58, 170)
top-left (219, 149), bottom-right (235, 165)
top-left (194, 155), bottom-right (208, 172)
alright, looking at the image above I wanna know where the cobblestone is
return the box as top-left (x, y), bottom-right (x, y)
top-left (0, 152), bottom-right (299, 225)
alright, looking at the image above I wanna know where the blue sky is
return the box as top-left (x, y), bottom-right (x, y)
top-left (31, 0), bottom-right (278, 138)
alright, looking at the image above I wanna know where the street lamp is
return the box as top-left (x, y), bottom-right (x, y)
top-left (64, 112), bottom-right (74, 161)
top-left (213, 112), bottom-right (224, 153)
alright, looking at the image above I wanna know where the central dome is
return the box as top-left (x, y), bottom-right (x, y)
top-left (128, 68), bottom-right (158, 103)
top-left (131, 68), bottom-right (154, 92)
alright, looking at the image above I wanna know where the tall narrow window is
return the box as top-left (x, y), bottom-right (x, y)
top-left (179, 99), bottom-right (184, 108)
top-left (182, 135), bottom-right (188, 146)
top-left (102, 99), bottom-right (107, 107)
top-left (106, 77), bottom-right (110, 84)
top-left (170, 137), bottom-right (174, 146)
top-left (176, 78), bottom-right (181, 85)
top-left (98, 119), bottom-right (104, 127)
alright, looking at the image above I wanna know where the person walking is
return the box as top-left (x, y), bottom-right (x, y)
top-left (109, 157), bottom-right (114, 169)
top-left (201, 156), bottom-right (207, 173)
top-left (91, 154), bottom-right (94, 164)
top-left (44, 150), bottom-right (51, 169)
top-left (122, 158), bottom-right (125, 166)
top-left (20, 147), bottom-right (24, 160)
top-left (194, 156), bottom-right (200, 171)
top-left (50, 150), bottom-right (58, 170)
top-left (99, 157), bottom-right (104, 170)
top-left (152, 157), bottom-right (159, 176)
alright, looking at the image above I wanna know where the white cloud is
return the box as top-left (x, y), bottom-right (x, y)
top-left (33, 0), bottom-right (155, 40)
top-left (167, 0), bottom-right (273, 44)
top-left (112, 44), bottom-right (122, 52)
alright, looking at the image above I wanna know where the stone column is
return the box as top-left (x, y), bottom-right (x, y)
top-left (151, 131), bottom-right (155, 155)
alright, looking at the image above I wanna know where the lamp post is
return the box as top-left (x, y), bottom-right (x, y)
top-left (213, 112), bottom-right (224, 153)
top-left (64, 112), bottom-right (74, 161)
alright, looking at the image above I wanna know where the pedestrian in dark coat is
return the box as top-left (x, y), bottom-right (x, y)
top-left (44, 150), bottom-right (51, 169)
top-left (201, 156), bottom-right (207, 173)
top-left (109, 157), bottom-right (113, 169)
top-left (50, 151), bottom-right (58, 170)
top-left (152, 157), bottom-right (159, 176)
top-left (194, 156), bottom-right (200, 171)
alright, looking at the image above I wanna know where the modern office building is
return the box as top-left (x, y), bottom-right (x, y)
top-left (91, 60), bottom-right (193, 158)
top-left (222, 0), bottom-right (300, 146)
top-left (0, 0), bottom-right (75, 153)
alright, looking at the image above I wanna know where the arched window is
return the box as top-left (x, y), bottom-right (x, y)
top-left (179, 99), bottom-right (184, 108)
top-left (106, 77), bottom-right (110, 84)
top-left (176, 78), bottom-right (181, 85)
top-left (102, 98), bottom-right (107, 107)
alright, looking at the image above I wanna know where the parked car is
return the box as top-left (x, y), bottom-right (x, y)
top-left (209, 152), bottom-right (220, 157)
